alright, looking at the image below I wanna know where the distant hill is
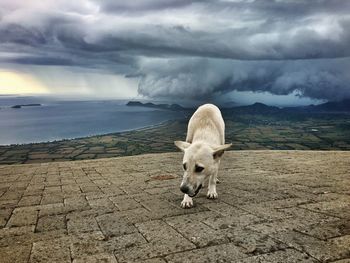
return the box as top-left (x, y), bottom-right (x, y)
top-left (227, 99), bottom-right (350, 114)
top-left (127, 99), bottom-right (350, 114)
top-left (226, 102), bottom-right (280, 114)
top-left (310, 99), bottom-right (350, 112)
top-left (126, 101), bottom-right (186, 111)
top-left (283, 99), bottom-right (350, 113)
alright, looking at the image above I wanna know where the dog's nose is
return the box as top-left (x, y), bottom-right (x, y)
top-left (180, 184), bottom-right (190, 194)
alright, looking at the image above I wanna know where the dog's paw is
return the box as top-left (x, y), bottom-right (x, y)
top-left (181, 199), bottom-right (193, 208)
top-left (207, 191), bottom-right (218, 199)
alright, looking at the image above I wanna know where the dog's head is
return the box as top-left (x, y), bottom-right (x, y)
top-left (174, 141), bottom-right (231, 197)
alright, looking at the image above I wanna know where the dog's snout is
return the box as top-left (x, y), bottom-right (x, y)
top-left (180, 184), bottom-right (190, 194)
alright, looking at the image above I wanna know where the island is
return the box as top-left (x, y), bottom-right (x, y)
top-left (11, 103), bottom-right (42, 109)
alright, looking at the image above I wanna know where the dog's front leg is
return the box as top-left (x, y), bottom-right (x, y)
top-left (207, 171), bottom-right (218, 199)
top-left (181, 194), bottom-right (193, 208)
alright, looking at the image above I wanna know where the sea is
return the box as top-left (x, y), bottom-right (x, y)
top-left (0, 96), bottom-right (186, 145)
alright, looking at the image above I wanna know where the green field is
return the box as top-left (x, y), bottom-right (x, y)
top-left (1, 112), bottom-right (350, 165)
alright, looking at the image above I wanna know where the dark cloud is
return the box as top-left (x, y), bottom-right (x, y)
top-left (95, 0), bottom-right (204, 13)
top-left (0, 0), bottom-right (350, 102)
top-left (5, 56), bottom-right (74, 66)
top-left (137, 57), bottom-right (350, 101)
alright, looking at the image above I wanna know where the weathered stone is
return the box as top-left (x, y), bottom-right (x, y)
top-left (36, 215), bottom-right (66, 232)
top-left (18, 195), bottom-right (42, 207)
top-left (0, 208), bottom-right (12, 227)
top-left (116, 220), bottom-right (196, 262)
top-left (73, 253), bottom-right (118, 263)
top-left (239, 248), bottom-right (317, 263)
top-left (64, 195), bottom-right (89, 211)
top-left (0, 151), bottom-right (349, 262)
top-left (109, 196), bottom-right (141, 211)
top-left (272, 230), bottom-right (350, 262)
top-left (165, 214), bottom-right (229, 247)
top-left (67, 214), bottom-right (100, 234)
top-left (96, 212), bottom-right (137, 237)
top-left (41, 194), bottom-right (63, 205)
top-left (7, 207), bottom-right (38, 227)
top-left (0, 244), bottom-right (32, 263)
top-left (30, 238), bottom-right (71, 263)
top-left (165, 242), bottom-right (246, 263)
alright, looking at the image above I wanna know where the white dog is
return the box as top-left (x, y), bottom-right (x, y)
top-left (175, 104), bottom-right (231, 208)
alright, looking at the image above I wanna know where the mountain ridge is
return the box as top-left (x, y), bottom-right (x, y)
top-left (126, 99), bottom-right (350, 113)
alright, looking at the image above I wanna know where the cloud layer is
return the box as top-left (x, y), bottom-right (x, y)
top-left (1, 0), bottom-right (350, 101)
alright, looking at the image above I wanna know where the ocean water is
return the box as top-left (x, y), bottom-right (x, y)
top-left (0, 97), bottom-right (185, 145)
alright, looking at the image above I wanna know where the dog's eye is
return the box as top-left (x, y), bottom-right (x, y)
top-left (183, 163), bottom-right (187, 170)
top-left (195, 165), bottom-right (204, 173)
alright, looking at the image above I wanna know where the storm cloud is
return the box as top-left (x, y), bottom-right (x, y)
top-left (0, 0), bottom-right (350, 102)
top-left (137, 57), bottom-right (350, 101)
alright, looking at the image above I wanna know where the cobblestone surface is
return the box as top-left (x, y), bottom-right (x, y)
top-left (0, 151), bottom-right (349, 262)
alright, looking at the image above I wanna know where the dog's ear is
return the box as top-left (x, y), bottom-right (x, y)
top-left (174, 141), bottom-right (191, 152)
top-left (212, 144), bottom-right (232, 159)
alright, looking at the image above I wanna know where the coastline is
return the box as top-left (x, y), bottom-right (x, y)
top-left (0, 119), bottom-right (188, 165)
top-left (0, 119), bottom-right (176, 147)
top-left (1, 110), bottom-right (350, 165)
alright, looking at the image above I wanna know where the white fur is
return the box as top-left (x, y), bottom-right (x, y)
top-left (181, 194), bottom-right (193, 208)
top-left (175, 104), bottom-right (231, 208)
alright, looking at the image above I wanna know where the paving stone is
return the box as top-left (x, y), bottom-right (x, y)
top-left (41, 194), bottom-right (63, 205)
top-left (7, 207), bottom-right (38, 227)
top-left (329, 235), bottom-right (350, 258)
top-left (67, 214), bottom-right (100, 234)
top-left (43, 186), bottom-right (61, 194)
top-left (0, 225), bottom-right (35, 239)
top-left (237, 203), bottom-right (294, 221)
top-left (140, 197), bottom-right (188, 218)
top-left (62, 184), bottom-right (81, 195)
top-left (96, 212), bottom-right (137, 238)
top-left (202, 212), bottom-right (263, 230)
top-left (294, 219), bottom-right (350, 240)
top-left (331, 259), bottom-right (350, 263)
top-left (87, 198), bottom-right (116, 214)
top-left (70, 232), bottom-right (147, 258)
top-left (239, 248), bottom-right (318, 263)
top-left (136, 258), bottom-right (167, 263)
top-left (117, 207), bottom-right (153, 223)
top-left (247, 207), bottom-right (338, 236)
top-left (0, 199), bottom-right (18, 209)
top-left (0, 208), bottom-right (12, 227)
top-left (165, 242), bottom-right (247, 263)
top-left (165, 214), bottom-right (229, 247)
top-left (109, 196), bottom-right (141, 211)
top-left (70, 231), bottom-right (107, 258)
top-left (36, 215), bottom-right (66, 232)
top-left (0, 151), bottom-right (349, 262)
top-left (0, 244), bottom-right (32, 263)
top-left (73, 253), bottom-right (118, 263)
top-left (0, 227), bottom-right (66, 247)
top-left (38, 203), bottom-right (67, 217)
top-left (64, 195), bottom-right (90, 211)
top-left (18, 195), bottom-right (42, 207)
top-left (30, 238), bottom-right (71, 263)
top-left (272, 230), bottom-right (350, 262)
top-left (116, 220), bottom-right (196, 262)
top-left (226, 227), bottom-right (287, 255)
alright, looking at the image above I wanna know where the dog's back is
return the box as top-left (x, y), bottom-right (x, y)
top-left (186, 104), bottom-right (225, 146)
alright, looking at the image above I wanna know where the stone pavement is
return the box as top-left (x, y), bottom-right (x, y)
top-left (0, 151), bottom-right (349, 263)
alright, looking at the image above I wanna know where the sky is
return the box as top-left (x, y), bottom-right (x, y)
top-left (0, 0), bottom-right (350, 105)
